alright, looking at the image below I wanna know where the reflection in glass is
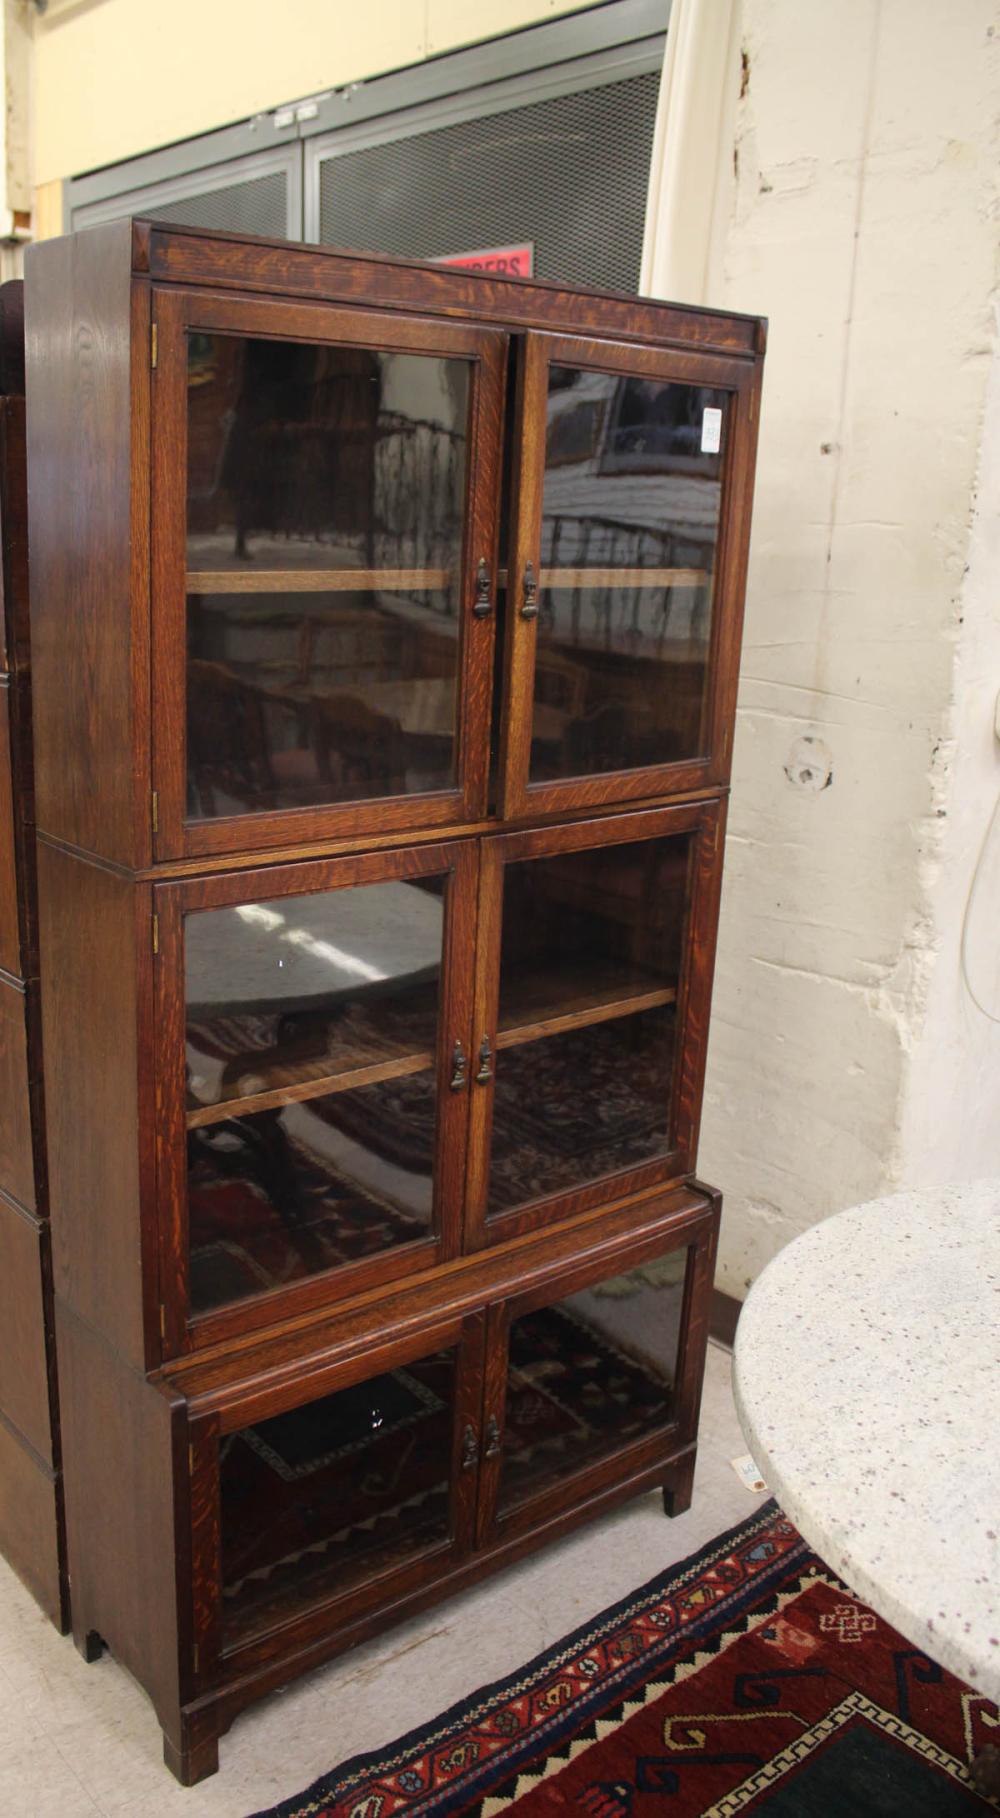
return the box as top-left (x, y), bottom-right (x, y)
top-left (185, 334), bottom-right (471, 818)
top-left (184, 876), bottom-right (445, 1313)
top-left (498, 1249), bottom-right (688, 1512)
top-left (221, 1348), bottom-right (455, 1643)
top-left (530, 369), bottom-right (727, 782)
top-left (488, 837), bottom-right (691, 1218)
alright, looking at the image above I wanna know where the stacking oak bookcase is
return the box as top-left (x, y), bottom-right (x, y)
top-left (24, 221), bottom-right (764, 1783)
top-left (0, 277), bottom-right (66, 1630)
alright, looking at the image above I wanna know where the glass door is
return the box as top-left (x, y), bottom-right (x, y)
top-left (154, 840), bottom-right (477, 1354)
top-left (151, 288), bottom-right (506, 859)
top-left (498, 332), bottom-right (759, 818)
top-left (196, 1311), bottom-right (486, 1670)
top-left (466, 800), bottom-right (724, 1249)
top-left (476, 1228), bottom-right (701, 1548)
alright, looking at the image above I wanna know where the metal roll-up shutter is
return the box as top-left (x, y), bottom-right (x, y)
top-left (314, 69), bottom-right (660, 294)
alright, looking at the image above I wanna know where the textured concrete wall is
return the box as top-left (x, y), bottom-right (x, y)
top-left (900, 322), bottom-right (1000, 1186)
top-left (697, 0), bottom-right (1000, 1293)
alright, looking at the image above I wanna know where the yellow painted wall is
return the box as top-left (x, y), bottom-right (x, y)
top-left (33, 0), bottom-right (603, 188)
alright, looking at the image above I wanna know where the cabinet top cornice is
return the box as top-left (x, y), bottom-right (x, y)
top-left (120, 217), bottom-right (767, 362)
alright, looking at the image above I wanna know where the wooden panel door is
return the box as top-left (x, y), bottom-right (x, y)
top-left (497, 332), bottom-right (761, 819)
top-left (475, 1218), bottom-right (714, 1549)
top-left (465, 799), bottom-right (726, 1250)
top-left (153, 839), bottom-right (478, 1356)
top-left (188, 1310), bottom-right (486, 1688)
top-left (151, 288), bottom-right (506, 859)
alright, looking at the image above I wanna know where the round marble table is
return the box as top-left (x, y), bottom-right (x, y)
top-left (733, 1180), bottom-right (1000, 1722)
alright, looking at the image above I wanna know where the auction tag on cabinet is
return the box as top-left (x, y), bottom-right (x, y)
top-left (701, 407), bottom-right (723, 454)
top-left (731, 1453), bottom-right (768, 1494)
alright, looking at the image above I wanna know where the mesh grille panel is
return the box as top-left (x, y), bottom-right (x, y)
top-left (138, 170), bottom-right (288, 238)
top-left (318, 72), bottom-right (659, 293)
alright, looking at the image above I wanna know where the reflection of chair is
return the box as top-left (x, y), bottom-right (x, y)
top-left (188, 1115), bottom-right (329, 1278)
top-left (535, 649), bottom-right (588, 720)
top-left (187, 659), bottom-right (276, 817)
top-left (310, 693), bottom-right (407, 800)
top-left (566, 699), bottom-right (644, 775)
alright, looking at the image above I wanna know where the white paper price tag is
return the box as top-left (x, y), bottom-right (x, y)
top-left (701, 407), bottom-right (723, 455)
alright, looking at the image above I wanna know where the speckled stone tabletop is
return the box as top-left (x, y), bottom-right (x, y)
top-left (732, 1180), bottom-right (1000, 1703)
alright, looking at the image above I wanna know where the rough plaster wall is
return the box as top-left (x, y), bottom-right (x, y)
top-left (900, 319), bottom-right (1000, 1183)
top-left (696, 0), bottom-right (1000, 1294)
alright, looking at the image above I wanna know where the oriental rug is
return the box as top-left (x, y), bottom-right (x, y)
top-left (248, 1501), bottom-right (999, 1818)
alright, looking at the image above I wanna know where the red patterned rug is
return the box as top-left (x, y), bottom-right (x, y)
top-left (248, 1502), bottom-right (999, 1817)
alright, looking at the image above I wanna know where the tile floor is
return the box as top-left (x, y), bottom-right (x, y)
top-left (0, 1343), bottom-right (765, 1817)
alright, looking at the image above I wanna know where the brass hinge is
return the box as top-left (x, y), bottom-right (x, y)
top-left (159, 1302), bottom-right (166, 1339)
top-left (188, 1442), bottom-right (195, 1474)
top-left (192, 1642), bottom-right (200, 1674)
top-left (151, 789), bottom-right (159, 834)
top-left (151, 322), bottom-right (157, 369)
top-left (152, 912), bottom-right (159, 956)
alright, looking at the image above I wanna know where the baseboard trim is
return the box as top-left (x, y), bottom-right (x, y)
top-left (709, 1287), bottom-right (742, 1349)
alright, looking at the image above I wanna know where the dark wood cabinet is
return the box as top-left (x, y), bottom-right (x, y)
top-left (0, 278), bottom-right (67, 1632)
top-left (25, 220), bottom-right (764, 1782)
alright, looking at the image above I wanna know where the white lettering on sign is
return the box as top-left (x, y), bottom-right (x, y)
top-left (701, 407), bottom-right (723, 455)
top-left (434, 243), bottom-right (534, 279)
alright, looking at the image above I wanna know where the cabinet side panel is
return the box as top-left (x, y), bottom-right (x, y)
top-left (0, 395), bottom-right (41, 975)
top-left (24, 225), bottom-right (143, 866)
top-left (37, 841), bottom-right (146, 1364)
top-left (0, 975), bottom-right (34, 1210)
top-left (0, 680), bottom-right (18, 976)
top-left (0, 1195), bottom-right (53, 1459)
top-left (57, 1305), bottom-right (181, 1723)
top-left (0, 1416), bottom-right (64, 1628)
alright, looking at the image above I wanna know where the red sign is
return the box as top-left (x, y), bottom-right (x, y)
top-left (435, 242), bottom-right (534, 279)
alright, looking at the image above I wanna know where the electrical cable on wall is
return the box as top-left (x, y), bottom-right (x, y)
top-left (960, 784), bottom-right (1000, 1024)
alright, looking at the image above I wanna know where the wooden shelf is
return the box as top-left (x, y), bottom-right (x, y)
top-left (498, 966), bottom-right (676, 1051)
top-left (187, 566), bottom-right (706, 597)
top-left (498, 566), bottom-right (708, 591)
top-left (187, 965), bottom-right (678, 1129)
top-left (187, 568), bottom-right (453, 595)
top-left (187, 1045), bottom-right (435, 1129)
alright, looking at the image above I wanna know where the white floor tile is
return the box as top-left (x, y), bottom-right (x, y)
top-left (0, 1346), bottom-right (763, 1818)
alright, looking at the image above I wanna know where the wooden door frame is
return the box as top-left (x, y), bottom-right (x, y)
top-left (185, 1307), bottom-right (487, 1688)
top-left (152, 837), bottom-right (479, 1360)
top-left (150, 285), bottom-right (507, 861)
top-left (464, 797), bottom-right (726, 1251)
top-left (497, 330), bottom-right (761, 820)
top-left (475, 1213), bottom-right (714, 1547)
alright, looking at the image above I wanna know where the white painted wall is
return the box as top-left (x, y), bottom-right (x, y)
top-left (30, 0), bottom-right (600, 188)
top-left (686, 0), bottom-right (1000, 1293)
top-left (899, 322), bottom-right (1000, 1185)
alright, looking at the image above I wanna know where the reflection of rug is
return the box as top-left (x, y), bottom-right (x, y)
top-left (221, 1303), bottom-right (677, 1645)
top-left (188, 1122), bottom-right (429, 1313)
top-left (490, 1009), bottom-right (675, 1208)
top-left (187, 1005), bottom-right (680, 1313)
top-left (247, 1503), bottom-right (999, 1818)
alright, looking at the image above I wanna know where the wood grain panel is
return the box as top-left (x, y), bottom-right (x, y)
top-left (0, 680), bottom-right (18, 976)
top-left (0, 1414), bottom-right (64, 1629)
top-left (145, 224), bottom-right (765, 361)
top-left (37, 841), bottom-right (149, 1366)
top-left (24, 223), bottom-right (148, 867)
top-left (56, 1304), bottom-right (183, 1732)
top-left (0, 1194), bottom-right (54, 1459)
top-left (0, 975), bottom-right (34, 1211)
